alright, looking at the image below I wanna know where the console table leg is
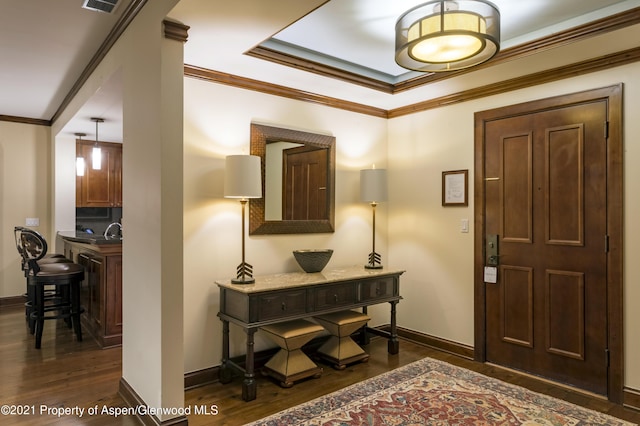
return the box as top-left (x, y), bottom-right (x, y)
top-left (388, 301), bottom-right (399, 354)
top-left (219, 320), bottom-right (233, 384)
top-left (242, 328), bottom-right (257, 401)
top-left (359, 306), bottom-right (370, 345)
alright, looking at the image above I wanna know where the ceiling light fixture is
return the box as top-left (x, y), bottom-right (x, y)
top-left (91, 118), bottom-right (104, 170)
top-left (395, 0), bottom-right (500, 72)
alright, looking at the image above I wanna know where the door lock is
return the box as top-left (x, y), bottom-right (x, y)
top-left (486, 234), bottom-right (499, 266)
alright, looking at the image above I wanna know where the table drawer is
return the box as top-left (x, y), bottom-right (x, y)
top-left (256, 290), bottom-right (307, 321)
top-left (313, 283), bottom-right (357, 310)
top-left (360, 277), bottom-right (396, 301)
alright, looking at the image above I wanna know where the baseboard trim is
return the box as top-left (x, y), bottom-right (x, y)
top-left (184, 366), bottom-right (219, 390)
top-left (0, 295), bottom-right (25, 309)
top-left (118, 377), bottom-right (188, 426)
top-left (623, 386), bottom-right (640, 412)
top-left (394, 326), bottom-right (475, 360)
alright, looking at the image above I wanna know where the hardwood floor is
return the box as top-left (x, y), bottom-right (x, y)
top-left (2, 303), bottom-right (639, 425)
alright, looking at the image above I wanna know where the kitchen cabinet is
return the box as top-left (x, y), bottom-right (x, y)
top-left (61, 234), bottom-right (122, 348)
top-left (76, 140), bottom-right (122, 207)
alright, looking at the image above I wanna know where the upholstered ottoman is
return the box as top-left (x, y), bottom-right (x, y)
top-left (313, 310), bottom-right (370, 369)
top-left (260, 319), bottom-right (324, 388)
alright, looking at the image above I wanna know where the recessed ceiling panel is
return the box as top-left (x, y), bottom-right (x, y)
top-left (265, 0), bottom-right (633, 83)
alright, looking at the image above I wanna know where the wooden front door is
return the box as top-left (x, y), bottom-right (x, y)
top-left (474, 85), bottom-right (624, 400)
top-left (283, 147), bottom-right (328, 220)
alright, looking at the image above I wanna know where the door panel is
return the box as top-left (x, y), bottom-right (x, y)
top-left (502, 132), bottom-right (532, 242)
top-left (501, 265), bottom-right (533, 347)
top-left (484, 100), bottom-right (608, 395)
top-left (545, 270), bottom-right (584, 360)
top-left (546, 125), bottom-right (584, 245)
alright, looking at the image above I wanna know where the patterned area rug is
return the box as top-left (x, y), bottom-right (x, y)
top-left (245, 357), bottom-right (635, 425)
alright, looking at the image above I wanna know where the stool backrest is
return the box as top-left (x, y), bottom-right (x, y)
top-left (15, 227), bottom-right (48, 274)
top-left (13, 226), bottom-right (26, 266)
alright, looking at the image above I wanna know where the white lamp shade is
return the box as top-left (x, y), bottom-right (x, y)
top-left (360, 168), bottom-right (388, 202)
top-left (224, 155), bottom-right (262, 198)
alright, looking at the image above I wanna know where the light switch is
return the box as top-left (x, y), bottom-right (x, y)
top-left (460, 218), bottom-right (469, 233)
top-left (26, 217), bottom-right (40, 227)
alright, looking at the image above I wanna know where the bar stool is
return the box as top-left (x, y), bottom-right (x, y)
top-left (14, 227), bottom-right (66, 266)
top-left (14, 227), bottom-right (71, 326)
top-left (260, 319), bottom-right (324, 388)
top-left (313, 310), bottom-right (370, 369)
top-left (18, 228), bottom-right (85, 349)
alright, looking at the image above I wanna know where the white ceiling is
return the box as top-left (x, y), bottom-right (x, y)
top-left (1, 0), bottom-right (639, 143)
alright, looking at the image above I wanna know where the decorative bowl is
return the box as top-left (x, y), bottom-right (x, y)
top-left (293, 249), bottom-right (333, 273)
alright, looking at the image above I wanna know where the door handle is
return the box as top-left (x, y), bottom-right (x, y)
top-left (486, 234), bottom-right (499, 266)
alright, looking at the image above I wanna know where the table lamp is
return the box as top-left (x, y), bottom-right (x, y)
top-left (360, 166), bottom-right (388, 269)
top-left (224, 155), bottom-right (262, 283)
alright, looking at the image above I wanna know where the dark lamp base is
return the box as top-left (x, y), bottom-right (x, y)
top-left (232, 277), bottom-right (255, 284)
top-left (233, 261), bottom-right (255, 284)
top-left (364, 264), bottom-right (383, 270)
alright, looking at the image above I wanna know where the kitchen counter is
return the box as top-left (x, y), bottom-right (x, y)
top-left (59, 231), bottom-right (122, 348)
top-left (57, 230), bottom-right (122, 245)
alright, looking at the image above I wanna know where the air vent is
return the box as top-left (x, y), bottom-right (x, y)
top-left (82, 0), bottom-right (119, 14)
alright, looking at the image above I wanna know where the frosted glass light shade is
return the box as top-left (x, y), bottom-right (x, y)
top-left (224, 155), bottom-right (262, 198)
top-left (76, 157), bottom-right (85, 176)
top-left (409, 12), bottom-right (485, 62)
top-left (396, 0), bottom-right (500, 72)
top-left (360, 168), bottom-right (388, 203)
top-left (92, 146), bottom-right (102, 170)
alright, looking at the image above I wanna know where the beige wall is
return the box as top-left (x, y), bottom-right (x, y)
top-left (182, 63), bottom-right (640, 392)
top-left (0, 122), bottom-right (51, 297)
top-left (182, 77), bottom-right (389, 370)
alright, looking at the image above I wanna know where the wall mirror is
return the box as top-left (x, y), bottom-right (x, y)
top-left (249, 123), bottom-right (335, 234)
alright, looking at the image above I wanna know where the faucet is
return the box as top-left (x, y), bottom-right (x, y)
top-left (104, 222), bottom-right (123, 239)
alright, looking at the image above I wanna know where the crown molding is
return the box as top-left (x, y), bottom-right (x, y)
top-left (388, 46), bottom-right (640, 118)
top-left (247, 6), bottom-right (640, 95)
top-left (9, 42), bottom-right (640, 126)
top-left (187, 45), bottom-right (640, 119)
top-left (184, 65), bottom-right (388, 118)
top-left (246, 46), bottom-right (396, 94)
top-left (0, 115), bottom-right (50, 126)
top-left (164, 20), bottom-right (190, 43)
top-left (8, 5), bottom-right (640, 126)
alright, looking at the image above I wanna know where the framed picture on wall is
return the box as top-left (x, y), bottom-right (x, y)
top-left (442, 169), bottom-right (468, 206)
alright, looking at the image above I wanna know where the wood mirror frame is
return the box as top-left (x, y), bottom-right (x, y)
top-left (249, 123), bottom-right (335, 235)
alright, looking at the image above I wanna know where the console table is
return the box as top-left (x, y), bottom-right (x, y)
top-left (216, 266), bottom-right (404, 401)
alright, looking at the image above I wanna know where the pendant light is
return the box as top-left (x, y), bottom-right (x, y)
top-left (91, 117), bottom-right (104, 170)
top-left (75, 133), bottom-right (86, 177)
top-left (395, 0), bottom-right (500, 72)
